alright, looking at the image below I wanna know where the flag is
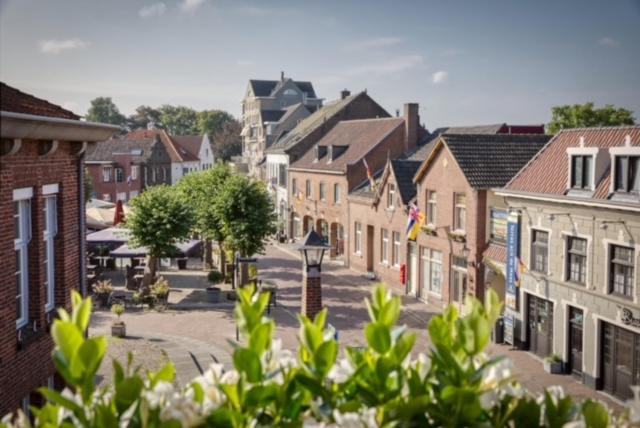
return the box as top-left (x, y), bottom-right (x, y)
top-left (405, 204), bottom-right (425, 240)
top-left (514, 257), bottom-right (527, 287)
top-left (127, 175), bottom-right (132, 186)
top-left (362, 158), bottom-right (376, 190)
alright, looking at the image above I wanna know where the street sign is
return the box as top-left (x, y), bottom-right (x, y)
top-left (236, 257), bottom-right (257, 263)
top-left (505, 212), bottom-right (520, 310)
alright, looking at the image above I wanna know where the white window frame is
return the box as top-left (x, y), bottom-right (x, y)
top-left (530, 227), bottom-right (551, 275)
top-left (102, 166), bottom-right (112, 182)
top-left (319, 182), bottom-right (327, 201)
top-left (14, 187), bottom-right (32, 329)
top-left (43, 187), bottom-right (58, 312)
top-left (116, 192), bottom-right (127, 202)
top-left (392, 231), bottom-right (401, 267)
top-left (131, 165), bottom-right (139, 180)
top-left (381, 229), bottom-right (389, 264)
top-left (355, 222), bottom-right (362, 255)
top-left (426, 190), bottom-right (437, 226)
top-left (422, 247), bottom-right (443, 297)
top-left (453, 193), bottom-right (466, 232)
top-left (387, 184), bottom-right (396, 209)
top-left (306, 180), bottom-right (312, 199)
top-left (334, 183), bottom-right (341, 204)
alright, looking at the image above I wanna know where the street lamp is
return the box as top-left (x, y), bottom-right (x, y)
top-left (297, 230), bottom-right (332, 320)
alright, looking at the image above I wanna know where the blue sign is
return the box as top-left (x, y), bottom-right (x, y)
top-left (505, 212), bottom-right (520, 310)
top-left (504, 313), bottom-right (515, 346)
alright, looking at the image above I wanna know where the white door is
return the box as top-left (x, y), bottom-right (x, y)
top-left (408, 243), bottom-right (418, 295)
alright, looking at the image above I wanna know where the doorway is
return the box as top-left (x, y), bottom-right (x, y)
top-left (568, 307), bottom-right (583, 378)
top-left (527, 295), bottom-right (553, 358)
top-left (601, 322), bottom-right (640, 400)
top-left (408, 242), bottom-right (418, 296)
top-left (366, 225), bottom-right (374, 271)
top-left (451, 256), bottom-right (467, 306)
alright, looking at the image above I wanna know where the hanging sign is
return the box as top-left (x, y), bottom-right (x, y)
top-left (505, 211), bottom-right (520, 310)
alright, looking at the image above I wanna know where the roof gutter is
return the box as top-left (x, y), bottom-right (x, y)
top-left (1, 110), bottom-right (120, 141)
top-left (494, 189), bottom-right (640, 213)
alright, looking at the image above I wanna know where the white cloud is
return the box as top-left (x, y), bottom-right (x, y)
top-left (432, 70), bottom-right (448, 84)
top-left (597, 36), bottom-right (619, 47)
top-left (39, 39), bottom-right (90, 55)
top-left (139, 2), bottom-right (166, 18)
top-left (179, 0), bottom-right (206, 13)
top-left (344, 37), bottom-right (403, 51)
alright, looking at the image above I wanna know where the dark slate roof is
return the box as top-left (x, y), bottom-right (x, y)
top-left (260, 110), bottom-right (287, 123)
top-left (86, 138), bottom-right (157, 163)
top-left (349, 168), bottom-right (385, 199)
top-left (440, 134), bottom-right (552, 188)
top-left (1, 82), bottom-right (79, 119)
top-left (249, 79), bottom-right (317, 98)
top-left (391, 160), bottom-right (422, 204)
top-left (408, 124), bottom-right (506, 162)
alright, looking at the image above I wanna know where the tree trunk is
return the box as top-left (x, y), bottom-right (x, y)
top-left (143, 255), bottom-right (158, 289)
top-left (220, 244), bottom-right (226, 276)
top-left (239, 251), bottom-right (249, 287)
top-left (204, 238), bottom-right (213, 270)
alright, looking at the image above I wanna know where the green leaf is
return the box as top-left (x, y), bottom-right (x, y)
top-left (51, 321), bottom-right (83, 365)
top-left (379, 297), bottom-right (401, 326)
top-left (114, 376), bottom-right (144, 415)
top-left (233, 348), bottom-right (262, 383)
top-left (582, 399), bottom-right (609, 428)
top-left (71, 292), bottom-right (91, 332)
top-left (150, 362), bottom-right (176, 387)
top-left (313, 340), bottom-right (338, 377)
top-left (392, 333), bottom-right (416, 364)
top-left (249, 322), bottom-right (273, 356)
top-left (313, 308), bottom-right (328, 329)
top-left (365, 323), bottom-right (391, 354)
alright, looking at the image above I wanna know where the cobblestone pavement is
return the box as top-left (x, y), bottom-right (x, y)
top-left (89, 243), bottom-right (621, 410)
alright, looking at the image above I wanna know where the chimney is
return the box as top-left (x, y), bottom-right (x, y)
top-left (403, 103), bottom-right (419, 152)
top-left (280, 71), bottom-right (285, 81)
top-left (340, 89), bottom-right (351, 100)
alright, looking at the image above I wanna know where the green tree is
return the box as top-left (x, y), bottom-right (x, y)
top-left (158, 105), bottom-right (199, 135)
top-left (86, 97), bottom-right (126, 127)
top-left (126, 105), bottom-right (163, 131)
top-left (126, 185), bottom-right (194, 280)
top-left (548, 102), bottom-right (635, 134)
top-left (84, 169), bottom-right (94, 202)
top-left (176, 164), bottom-right (233, 269)
top-left (214, 175), bottom-right (277, 284)
top-left (211, 118), bottom-right (243, 161)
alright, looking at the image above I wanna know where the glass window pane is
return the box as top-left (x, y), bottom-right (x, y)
top-left (583, 156), bottom-right (593, 188)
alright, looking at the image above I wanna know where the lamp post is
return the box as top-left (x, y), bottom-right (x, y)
top-left (297, 230), bottom-right (331, 320)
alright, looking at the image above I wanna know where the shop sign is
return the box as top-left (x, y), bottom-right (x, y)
top-left (505, 212), bottom-right (520, 310)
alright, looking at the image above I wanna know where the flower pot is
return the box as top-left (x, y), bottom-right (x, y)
top-left (206, 287), bottom-right (221, 303)
top-left (111, 321), bottom-right (126, 338)
top-left (177, 258), bottom-right (188, 270)
top-left (154, 293), bottom-right (169, 307)
top-left (543, 360), bottom-right (563, 374)
top-left (95, 293), bottom-right (111, 308)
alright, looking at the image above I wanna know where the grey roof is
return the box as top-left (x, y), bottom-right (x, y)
top-left (260, 110), bottom-right (286, 123)
top-left (249, 79), bottom-right (317, 98)
top-left (86, 138), bottom-right (157, 163)
top-left (266, 92), bottom-right (363, 154)
top-left (349, 168), bottom-right (386, 199)
top-left (391, 160), bottom-right (422, 204)
top-left (408, 124), bottom-right (507, 162)
top-left (438, 134), bottom-right (552, 188)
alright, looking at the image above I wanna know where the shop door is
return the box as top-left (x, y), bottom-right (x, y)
top-left (568, 307), bottom-right (583, 377)
top-left (408, 243), bottom-right (418, 296)
top-left (451, 256), bottom-right (467, 305)
top-left (602, 323), bottom-right (640, 400)
top-left (366, 226), bottom-right (374, 271)
top-left (527, 295), bottom-right (553, 358)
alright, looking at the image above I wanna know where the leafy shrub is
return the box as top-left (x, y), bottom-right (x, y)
top-left (150, 276), bottom-right (170, 298)
top-left (111, 303), bottom-right (125, 319)
top-left (92, 279), bottom-right (113, 296)
top-left (248, 264), bottom-right (258, 280)
top-left (2, 286), bottom-right (631, 427)
top-left (207, 270), bottom-right (224, 284)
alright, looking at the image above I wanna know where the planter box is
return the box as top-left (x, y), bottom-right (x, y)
top-left (422, 226), bottom-right (437, 237)
top-left (543, 361), bottom-right (563, 374)
top-left (206, 287), bottom-right (221, 303)
top-left (447, 232), bottom-right (466, 243)
top-left (177, 258), bottom-right (188, 270)
top-left (111, 322), bottom-right (126, 338)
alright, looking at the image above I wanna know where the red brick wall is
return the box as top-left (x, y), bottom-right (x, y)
top-left (414, 145), bottom-right (485, 306)
top-left (0, 139), bottom-right (82, 414)
top-left (86, 154), bottom-right (143, 203)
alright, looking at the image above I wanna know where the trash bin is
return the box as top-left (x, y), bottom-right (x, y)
top-left (493, 316), bottom-right (504, 344)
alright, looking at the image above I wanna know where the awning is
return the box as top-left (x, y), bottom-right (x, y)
top-left (86, 226), bottom-right (131, 245)
top-left (109, 240), bottom-right (202, 258)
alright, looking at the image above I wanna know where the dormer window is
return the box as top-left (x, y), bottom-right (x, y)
top-left (570, 155), bottom-right (593, 190)
top-left (614, 155), bottom-right (640, 193)
top-left (283, 89), bottom-right (297, 96)
top-left (387, 184), bottom-right (396, 209)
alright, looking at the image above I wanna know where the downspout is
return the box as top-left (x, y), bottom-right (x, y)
top-left (79, 152), bottom-right (87, 297)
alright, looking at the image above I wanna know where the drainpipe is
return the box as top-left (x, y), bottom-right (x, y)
top-left (79, 152), bottom-right (87, 297)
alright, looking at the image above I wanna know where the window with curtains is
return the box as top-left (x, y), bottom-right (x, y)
top-left (453, 193), bottom-right (466, 232)
top-left (570, 155), bottom-right (594, 189)
top-left (610, 245), bottom-right (635, 299)
top-left (43, 195), bottom-right (58, 312)
top-left (102, 167), bottom-right (112, 182)
top-left (566, 236), bottom-right (587, 285)
top-left (426, 190), bottom-right (437, 226)
top-left (319, 182), bottom-right (327, 201)
top-left (392, 231), bottom-right (401, 266)
top-left (421, 247), bottom-right (442, 296)
top-left (131, 165), bottom-right (139, 180)
top-left (14, 194), bottom-right (32, 328)
top-left (531, 229), bottom-right (549, 273)
top-left (381, 229), bottom-right (389, 264)
top-left (115, 168), bottom-right (124, 182)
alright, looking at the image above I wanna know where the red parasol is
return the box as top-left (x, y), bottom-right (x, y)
top-left (113, 199), bottom-right (125, 225)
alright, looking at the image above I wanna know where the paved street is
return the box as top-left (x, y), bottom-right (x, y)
top-left (90, 243), bottom-right (621, 410)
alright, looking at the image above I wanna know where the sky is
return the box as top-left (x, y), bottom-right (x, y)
top-left (1, 0), bottom-right (639, 129)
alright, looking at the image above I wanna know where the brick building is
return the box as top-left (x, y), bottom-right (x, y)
top-left (0, 83), bottom-right (118, 414)
top-left (494, 126), bottom-right (640, 400)
top-left (265, 90), bottom-right (389, 237)
top-left (288, 104), bottom-right (422, 260)
top-left (412, 134), bottom-right (550, 310)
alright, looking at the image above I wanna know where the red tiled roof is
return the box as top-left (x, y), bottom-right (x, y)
top-left (483, 243), bottom-right (507, 264)
top-left (171, 136), bottom-right (204, 160)
top-left (1, 82), bottom-right (79, 120)
top-left (124, 129), bottom-right (201, 162)
top-left (506, 126), bottom-right (640, 199)
top-left (289, 118), bottom-right (404, 172)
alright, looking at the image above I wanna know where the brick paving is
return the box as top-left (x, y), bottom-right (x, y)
top-left (89, 243), bottom-right (622, 410)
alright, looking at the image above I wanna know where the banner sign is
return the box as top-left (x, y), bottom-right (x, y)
top-left (503, 312), bottom-right (515, 346)
top-left (505, 211), bottom-right (520, 310)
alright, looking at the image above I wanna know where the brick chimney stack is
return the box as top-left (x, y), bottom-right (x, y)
top-left (340, 89), bottom-right (351, 100)
top-left (403, 103), bottom-right (419, 152)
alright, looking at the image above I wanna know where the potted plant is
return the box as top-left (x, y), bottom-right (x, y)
top-left (543, 354), bottom-right (563, 374)
top-left (92, 280), bottom-right (113, 308)
top-left (422, 224), bottom-right (437, 236)
top-left (150, 276), bottom-right (170, 307)
top-left (447, 230), bottom-right (467, 243)
top-left (248, 265), bottom-right (258, 285)
top-left (206, 270), bottom-right (223, 303)
top-left (111, 303), bottom-right (126, 337)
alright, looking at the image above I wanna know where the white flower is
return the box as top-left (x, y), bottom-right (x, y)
top-left (479, 359), bottom-right (515, 409)
top-left (562, 421), bottom-right (585, 428)
top-left (267, 338), bottom-right (297, 372)
top-left (220, 369), bottom-right (240, 385)
top-left (545, 385), bottom-right (565, 405)
top-left (627, 385), bottom-right (640, 423)
top-left (328, 358), bottom-right (355, 384)
top-left (410, 353), bottom-right (431, 379)
top-left (332, 408), bottom-right (378, 428)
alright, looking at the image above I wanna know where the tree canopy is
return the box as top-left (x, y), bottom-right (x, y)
top-left (548, 102), bottom-right (635, 134)
top-left (158, 105), bottom-right (199, 135)
top-left (85, 97), bottom-right (126, 126)
top-left (214, 175), bottom-right (277, 257)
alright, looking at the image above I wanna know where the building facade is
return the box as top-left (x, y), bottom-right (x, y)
top-left (265, 90), bottom-right (390, 238)
top-left (241, 73), bottom-right (322, 179)
top-left (494, 126), bottom-right (640, 401)
top-left (0, 83), bottom-right (117, 414)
